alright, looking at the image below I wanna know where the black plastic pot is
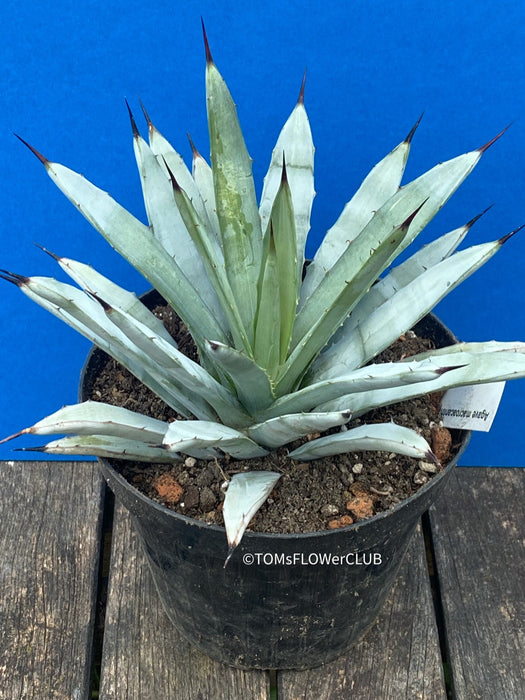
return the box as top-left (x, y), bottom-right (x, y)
top-left (80, 292), bottom-right (470, 669)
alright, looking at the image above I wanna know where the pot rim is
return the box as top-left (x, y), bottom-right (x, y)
top-left (94, 431), bottom-right (468, 542)
top-left (80, 346), bottom-right (470, 543)
top-left (80, 294), bottom-right (470, 542)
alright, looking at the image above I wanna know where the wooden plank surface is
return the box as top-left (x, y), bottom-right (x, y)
top-left (4, 462), bottom-right (519, 699)
top-left (278, 525), bottom-right (446, 700)
top-left (0, 460), bottom-right (104, 700)
top-left (101, 507), bottom-right (445, 699)
top-left (99, 503), bottom-right (270, 700)
top-left (429, 467), bottom-right (525, 700)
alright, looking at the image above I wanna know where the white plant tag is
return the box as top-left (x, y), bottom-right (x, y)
top-left (441, 382), bottom-right (506, 432)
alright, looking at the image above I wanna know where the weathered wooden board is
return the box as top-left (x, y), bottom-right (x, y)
top-left (99, 503), bottom-right (270, 700)
top-left (8, 461), bottom-right (518, 699)
top-left (0, 460), bottom-right (104, 700)
top-left (278, 525), bottom-right (446, 700)
top-left (430, 467), bottom-right (525, 700)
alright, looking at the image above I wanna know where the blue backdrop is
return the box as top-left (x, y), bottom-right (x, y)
top-left (1, 0), bottom-right (524, 465)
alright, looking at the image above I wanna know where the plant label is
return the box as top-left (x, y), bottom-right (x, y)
top-left (441, 382), bottom-right (506, 431)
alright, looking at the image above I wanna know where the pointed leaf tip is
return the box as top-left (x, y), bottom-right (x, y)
top-left (125, 99), bottom-right (140, 138)
top-left (223, 471), bottom-right (281, 562)
top-left (405, 113), bottom-right (424, 144)
top-left (281, 152), bottom-right (288, 184)
top-left (34, 243), bottom-right (61, 262)
top-left (436, 364), bottom-right (468, 375)
top-left (161, 156), bottom-right (181, 191)
top-left (401, 198), bottom-right (428, 229)
top-left (223, 546), bottom-right (235, 568)
top-left (298, 69), bottom-right (307, 104)
top-left (14, 134), bottom-right (48, 165)
top-left (90, 291), bottom-right (112, 312)
top-left (0, 428), bottom-right (28, 446)
top-left (201, 18), bottom-right (213, 64)
top-left (138, 98), bottom-right (153, 130)
top-left (499, 223), bottom-right (525, 245)
top-left (427, 450), bottom-right (440, 466)
top-left (478, 124), bottom-right (512, 154)
top-left (466, 204), bottom-right (493, 229)
top-left (0, 269), bottom-right (29, 287)
top-left (187, 132), bottom-right (199, 157)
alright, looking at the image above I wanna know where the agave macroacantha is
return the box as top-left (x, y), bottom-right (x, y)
top-left (3, 27), bottom-right (525, 561)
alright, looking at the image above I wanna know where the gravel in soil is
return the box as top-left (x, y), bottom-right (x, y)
top-left (86, 304), bottom-right (463, 534)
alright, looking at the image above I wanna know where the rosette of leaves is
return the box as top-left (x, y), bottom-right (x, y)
top-left (3, 27), bottom-right (525, 563)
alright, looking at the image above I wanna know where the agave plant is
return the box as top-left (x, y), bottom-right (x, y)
top-left (3, 27), bottom-right (525, 564)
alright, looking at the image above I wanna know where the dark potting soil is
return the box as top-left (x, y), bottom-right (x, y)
top-left (87, 304), bottom-right (462, 534)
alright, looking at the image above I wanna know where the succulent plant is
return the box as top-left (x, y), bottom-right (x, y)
top-left (3, 26), bottom-right (525, 563)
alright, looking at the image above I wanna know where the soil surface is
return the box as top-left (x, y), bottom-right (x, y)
top-left (86, 304), bottom-right (463, 534)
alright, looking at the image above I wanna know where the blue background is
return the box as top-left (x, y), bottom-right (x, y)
top-left (1, 0), bottom-right (523, 465)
